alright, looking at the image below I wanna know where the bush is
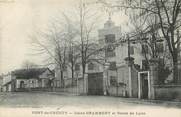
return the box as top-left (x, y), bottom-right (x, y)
top-left (157, 59), bottom-right (171, 84)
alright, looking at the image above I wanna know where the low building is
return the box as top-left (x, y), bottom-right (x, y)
top-left (2, 73), bottom-right (14, 92)
top-left (2, 68), bottom-right (54, 92)
top-left (0, 75), bottom-right (3, 92)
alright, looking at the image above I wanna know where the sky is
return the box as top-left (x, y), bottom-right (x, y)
top-left (0, 0), bottom-right (129, 74)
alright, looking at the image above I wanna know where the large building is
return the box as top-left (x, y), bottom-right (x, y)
top-left (54, 17), bottom-right (175, 100)
top-left (54, 17), bottom-right (147, 96)
top-left (98, 17), bottom-right (148, 69)
top-left (98, 17), bottom-right (148, 96)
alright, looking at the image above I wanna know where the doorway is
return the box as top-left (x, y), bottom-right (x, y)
top-left (142, 76), bottom-right (148, 99)
top-left (20, 81), bottom-right (25, 89)
top-left (88, 72), bottom-right (103, 95)
top-left (138, 71), bottom-right (150, 99)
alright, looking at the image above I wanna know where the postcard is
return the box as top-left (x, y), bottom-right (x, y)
top-left (0, 0), bottom-right (181, 117)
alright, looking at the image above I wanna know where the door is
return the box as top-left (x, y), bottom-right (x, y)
top-left (142, 78), bottom-right (148, 99)
top-left (138, 71), bottom-right (150, 99)
top-left (88, 72), bottom-right (103, 95)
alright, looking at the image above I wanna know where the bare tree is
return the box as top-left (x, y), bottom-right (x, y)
top-left (77, 0), bottom-right (103, 92)
top-left (30, 22), bottom-right (69, 88)
top-left (131, 15), bottom-right (172, 84)
top-left (61, 13), bottom-right (80, 86)
top-left (130, 14), bottom-right (164, 64)
top-left (98, 0), bottom-right (181, 83)
top-left (21, 60), bottom-right (38, 70)
top-left (30, 0), bottom-right (102, 89)
top-left (30, 12), bottom-right (82, 88)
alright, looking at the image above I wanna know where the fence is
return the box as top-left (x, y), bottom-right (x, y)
top-left (154, 85), bottom-right (181, 101)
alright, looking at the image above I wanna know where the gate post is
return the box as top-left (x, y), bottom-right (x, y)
top-left (178, 61), bottom-right (181, 84)
top-left (84, 74), bottom-right (88, 94)
top-left (149, 58), bottom-right (159, 100)
top-left (103, 69), bottom-right (107, 95)
top-left (125, 57), bottom-right (134, 98)
top-left (103, 62), bottom-right (110, 95)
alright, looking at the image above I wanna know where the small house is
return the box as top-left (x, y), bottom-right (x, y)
top-left (3, 68), bottom-right (54, 92)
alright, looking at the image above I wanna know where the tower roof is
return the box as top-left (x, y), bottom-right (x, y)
top-left (104, 16), bottom-right (115, 29)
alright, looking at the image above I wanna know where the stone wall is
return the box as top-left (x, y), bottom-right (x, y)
top-left (108, 86), bottom-right (127, 97)
top-left (54, 78), bottom-right (84, 94)
top-left (131, 66), bottom-right (138, 98)
top-left (117, 65), bottom-right (129, 89)
top-left (64, 78), bottom-right (72, 87)
top-left (154, 85), bottom-right (181, 101)
top-left (15, 87), bottom-right (53, 92)
top-left (116, 64), bottom-right (138, 98)
top-left (14, 78), bottom-right (85, 94)
top-left (54, 86), bottom-right (82, 94)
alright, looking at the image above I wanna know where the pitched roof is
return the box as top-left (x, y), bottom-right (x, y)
top-left (12, 68), bottom-right (49, 79)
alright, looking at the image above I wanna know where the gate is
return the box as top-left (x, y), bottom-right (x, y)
top-left (138, 71), bottom-right (151, 99)
top-left (88, 72), bottom-right (103, 95)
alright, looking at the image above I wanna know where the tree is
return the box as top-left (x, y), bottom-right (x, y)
top-left (30, 20), bottom-right (70, 88)
top-left (30, 0), bottom-right (101, 88)
top-left (72, 0), bottom-right (101, 92)
top-left (129, 12), bottom-right (166, 67)
top-left (98, 0), bottom-right (181, 83)
top-left (62, 13), bottom-right (80, 86)
top-left (21, 60), bottom-right (38, 70)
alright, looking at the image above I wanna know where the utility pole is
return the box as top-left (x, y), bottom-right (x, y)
top-left (126, 34), bottom-right (134, 98)
top-left (116, 68), bottom-right (118, 96)
top-left (177, 30), bottom-right (181, 83)
top-left (127, 34), bottom-right (131, 60)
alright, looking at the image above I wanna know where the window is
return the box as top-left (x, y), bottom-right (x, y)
top-left (142, 44), bottom-right (149, 54)
top-left (63, 65), bottom-right (67, 71)
top-left (142, 60), bottom-right (149, 70)
top-left (105, 51), bottom-right (116, 57)
top-left (110, 76), bottom-right (117, 86)
top-left (105, 45), bottom-right (116, 57)
top-left (107, 44), bottom-right (115, 50)
top-left (105, 34), bottom-right (116, 43)
top-left (88, 63), bottom-right (94, 70)
top-left (75, 64), bottom-right (80, 71)
top-left (109, 62), bottom-right (117, 70)
top-left (130, 46), bottom-right (134, 55)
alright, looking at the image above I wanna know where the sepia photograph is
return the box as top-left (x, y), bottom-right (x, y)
top-left (0, 0), bottom-right (181, 117)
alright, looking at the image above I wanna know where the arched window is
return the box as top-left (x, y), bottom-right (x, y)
top-left (20, 81), bottom-right (25, 89)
